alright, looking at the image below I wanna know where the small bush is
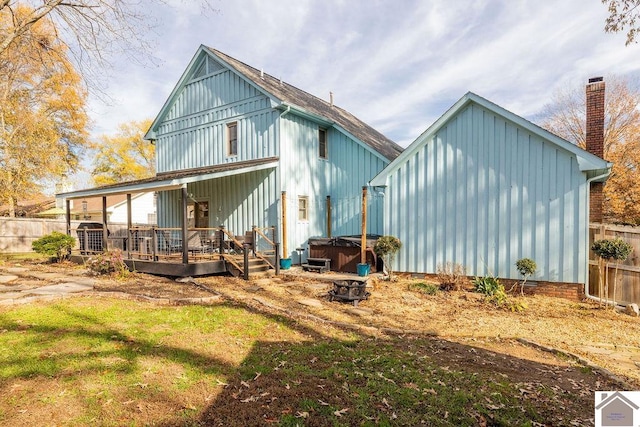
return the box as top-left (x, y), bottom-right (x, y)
top-left (473, 276), bottom-right (502, 296)
top-left (408, 282), bottom-right (439, 295)
top-left (436, 262), bottom-right (467, 291)
top-left (32, 231), bottom-right (75, 262)
top-left (87, 249), bottom-right (128, 277)
top-left (374, 236), bottom-right (402, 281)
top-left (591, 238), bottom-right (633, 261)
top-left (515, 258), bottom-right (537, 277)
top-left (473, 275), bottom-right (526, 312)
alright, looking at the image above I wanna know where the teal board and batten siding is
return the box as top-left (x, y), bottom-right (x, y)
top-left (154, 69), bottom-right (280, 173)
top-left (158, 167), bottom-right (278, 232)
top-left (279, 114), bottom-right (388, 259)
top-left (383, 103), bottom-right (588, 283)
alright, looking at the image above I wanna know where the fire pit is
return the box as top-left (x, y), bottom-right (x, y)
top-left (328, 280), bottom-right (370, 306)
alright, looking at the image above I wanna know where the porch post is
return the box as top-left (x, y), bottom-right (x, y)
top-left (102, 196), bottom-right (108, 251)
top-left (326, 195), bottom-right (332, 238)
top-left (281, 191), bottom-right (288, 259)
top-left (361, 186), bottom-right (367, 265)
top-left (65, 199), bottom-right (71, 236)
top-left (181, 186), bottom-right (189, 264)
top-left (126, 194), bottom-right (132, 259)
top-left (274, 225), bottom-right (280, 275)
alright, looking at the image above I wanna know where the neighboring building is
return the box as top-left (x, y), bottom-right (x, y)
top-left (370, 89), bottom-right (611, 286)
top-left (53, 193), bottom-right (156, 224)
top-left (58, 45), bottom-right (402, 263)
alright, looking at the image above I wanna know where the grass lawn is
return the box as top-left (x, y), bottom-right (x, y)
top-left (0, 296), bottom-right (617, 426)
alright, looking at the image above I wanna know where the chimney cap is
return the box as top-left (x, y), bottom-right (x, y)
top-left (589, 77), bottom-right (604, 83)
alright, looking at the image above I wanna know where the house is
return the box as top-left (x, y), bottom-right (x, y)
top-left (370, 81), bottom-right (611, 292)
top-left (595, 391), bottom-right (639, 427)
top-left (57, 45), bottom-right (402, 276)
top-left (60, 193), bottom-right (156, 224)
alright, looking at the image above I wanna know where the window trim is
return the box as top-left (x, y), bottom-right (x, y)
top-left (319, 127), bottom-right (328, 159)
top-left (227, 121), bottom-right (238, 157)
top-left (298, 196), bottom-right (309, 221)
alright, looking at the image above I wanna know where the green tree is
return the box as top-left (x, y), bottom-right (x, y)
top-left (539, 75), bottom-right (640, 224)
top-left (373, 236), bottom-right (402, 281)
top-left (591, 238), bottom-right (633, 307)
top-left (602, 0), bottom-right (640, 45)
top-left (0, 5), bottom-right (88, 217)
top-left (91, 119), bottom-right (155, 186)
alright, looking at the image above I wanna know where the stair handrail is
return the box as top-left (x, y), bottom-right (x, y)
top-left (219, 228), bottom-right (246, 253)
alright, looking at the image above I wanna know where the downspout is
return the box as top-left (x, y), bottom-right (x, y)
top-left (584, 169), bottom-right (612, 303)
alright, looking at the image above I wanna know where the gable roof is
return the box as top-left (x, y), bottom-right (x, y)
top-left (145, 45), bottom-right (403, 161)
top-left (370, 92), bottom-right (612, 186)
top-left (596, 391), bottom-right (639, 410)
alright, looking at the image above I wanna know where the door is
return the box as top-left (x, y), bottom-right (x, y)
top-left (187, 201), bottom-right (209, 228)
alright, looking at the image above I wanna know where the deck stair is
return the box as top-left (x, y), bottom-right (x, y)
top-left (223, 254), bottom-right (271, 277)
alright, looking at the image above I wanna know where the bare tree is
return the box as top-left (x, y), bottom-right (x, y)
top-left (0, 1), bottom-right (215, 94)
top-left (602, 0), bottom-right (640, 45)
top-left (539, 75), bottom-right (640, 224)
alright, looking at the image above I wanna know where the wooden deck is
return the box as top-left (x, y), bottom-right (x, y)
top-left (70, 225), bottom-right (279, 279)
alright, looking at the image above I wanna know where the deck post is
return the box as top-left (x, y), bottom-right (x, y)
top-left (326, 195), bottom-right (332, 238)
top-left (151, 227), bottom-right (158, 261)
top-left (281, 191), bottom-right (288, 259)
top-left (251, 225), bottom-right (257, 256)
top-left (273, 225), bottom-right (280, 275)
top-left (361, 186), bottom-right (367, 264)
top-left (219, 225), bottom-right (225, 254)
top-left (65, 199), bottom-right (71, 236)
top-left (243, 243), bottom-right (250, 280)
top-left (126, 194), bottom-right (132, 259)
top-left (102, 196), bottom-right (108, 251)
top-left (181, 186), bottom-right (189, 264)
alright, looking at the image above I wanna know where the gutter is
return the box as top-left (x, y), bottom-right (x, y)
top-left (584, 169), bottom-right (614, 304)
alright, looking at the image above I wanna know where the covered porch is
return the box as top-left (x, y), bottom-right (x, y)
top-left (59, 158), bottom-right (281, 278)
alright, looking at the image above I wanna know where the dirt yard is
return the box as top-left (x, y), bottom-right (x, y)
top-left (84, 265), bottom-right (640, 389)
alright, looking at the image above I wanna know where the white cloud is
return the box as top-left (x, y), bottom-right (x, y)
top-left (86, 0), bottom-right (640, 150)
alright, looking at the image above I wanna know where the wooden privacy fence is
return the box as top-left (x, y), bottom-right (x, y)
top-left (589, 223), bottom-right (640, 305)
top-left (0, 218), bottom-right (127, 253)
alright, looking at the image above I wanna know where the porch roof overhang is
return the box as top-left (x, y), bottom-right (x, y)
top-left (58, 157), bottom-right (279, 200)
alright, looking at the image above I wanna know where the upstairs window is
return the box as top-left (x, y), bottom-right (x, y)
top-left (227, 122), bottom-right (238, 156)
top-left (319, 128), bottom-right (328, 159)
top-left (298, 196), bottom-right (309, 221)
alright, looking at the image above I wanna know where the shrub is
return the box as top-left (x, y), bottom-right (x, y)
top-left (512, 258), bottom-right (537, 296)
top-left (374, 236), bottom-right (402, 281)
top-left (591, 238), bottom-right (633, 307)
top-left (436, 262), bottom-right (467, 291)
top-left (473, 275), bottom-right (526, 312)
top-left (32, 231), bottom-right (75, 262)
top-left (473, 276), bottom-right (502, 296)
top-left (87, 249), bottom-right (128, 277)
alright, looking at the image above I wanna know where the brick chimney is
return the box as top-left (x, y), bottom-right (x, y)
top-left (586, 77), bottom-right (605, 223)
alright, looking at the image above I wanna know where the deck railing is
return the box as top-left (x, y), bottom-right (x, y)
top-left (70, 225), bottom-right (279, 277)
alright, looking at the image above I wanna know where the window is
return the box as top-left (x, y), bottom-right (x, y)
top-left (227, 122), bottom-right (238, 156)
top-left (319, 128), bottom-right (327, 159)
top-left (298, 196), bottom-right (309, 221)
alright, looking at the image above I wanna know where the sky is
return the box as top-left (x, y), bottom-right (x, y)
top-left (75, 0), bottom-right (640, 188)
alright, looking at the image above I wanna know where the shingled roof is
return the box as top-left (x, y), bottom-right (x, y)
top-left (206, 47), bottom-right (403, 161)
